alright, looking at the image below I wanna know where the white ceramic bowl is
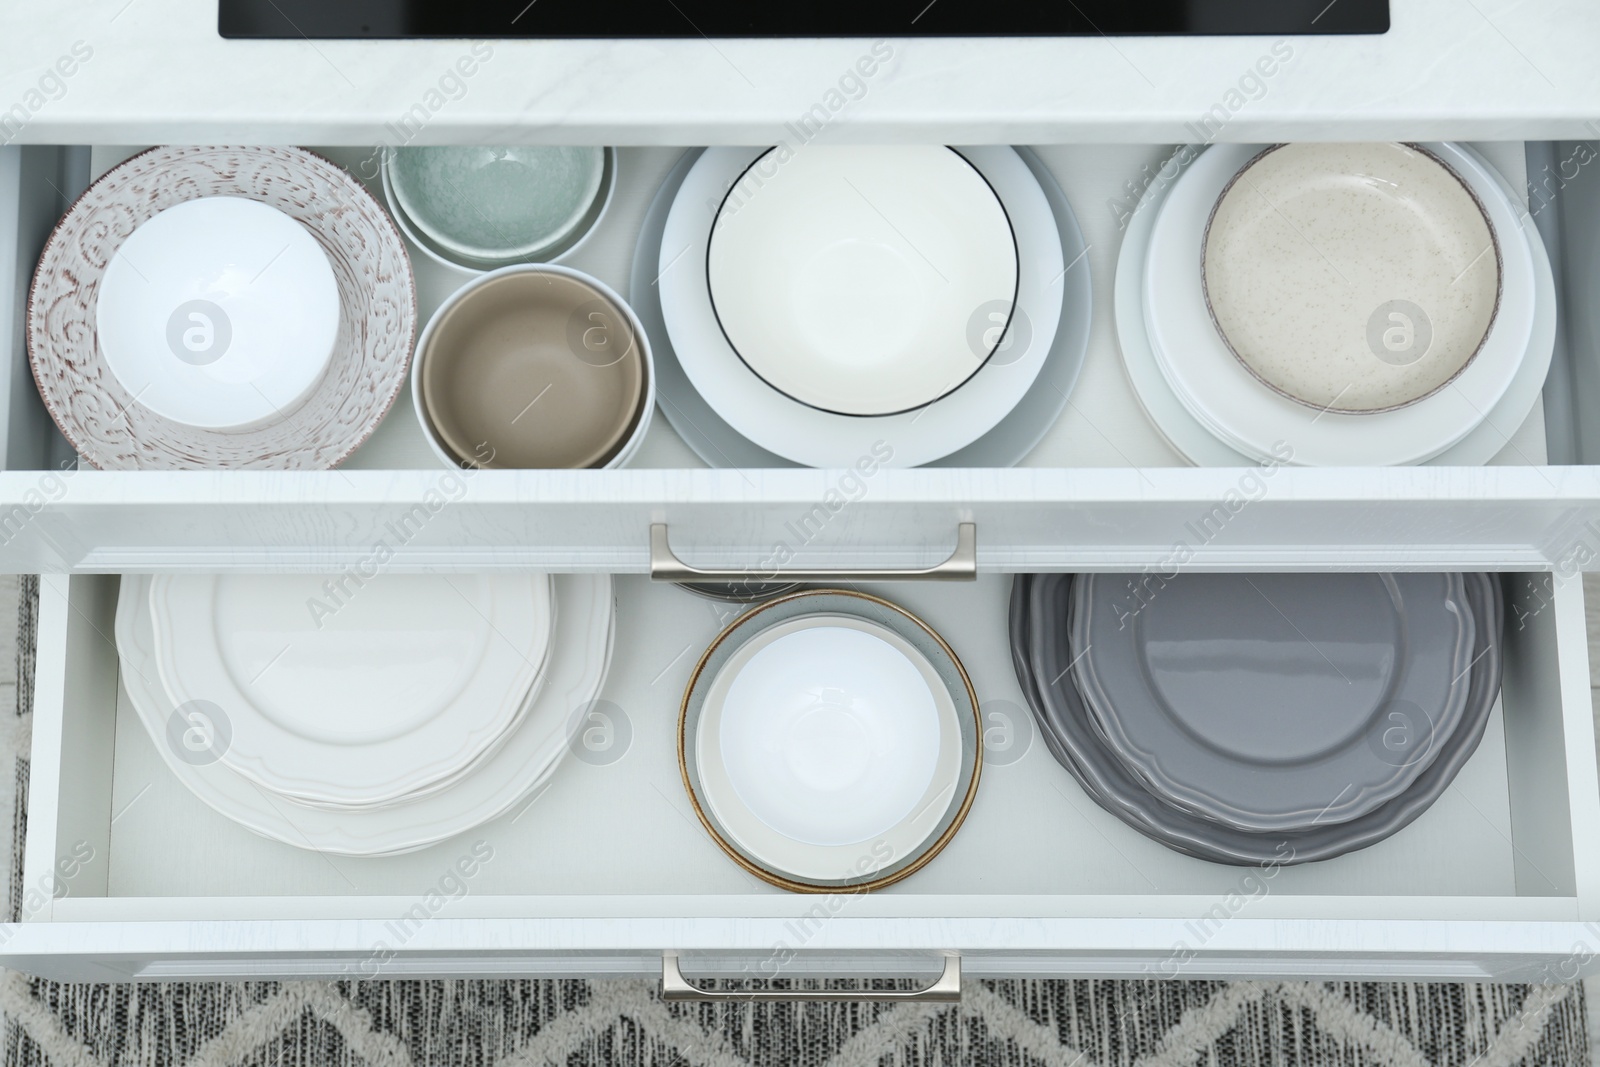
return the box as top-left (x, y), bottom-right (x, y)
top-left (707, 145), bottom-right (1018, 417)
top-left (658, 146), bottom-right (1062, 468)
top-left (412, 263), bottom-right (655, 470)
top-left (95, 196), bottom-right (341, 431)
top-left (706, 616), bottom-right (950, 850)
top-left (679, 590), bottom-right (981, 892)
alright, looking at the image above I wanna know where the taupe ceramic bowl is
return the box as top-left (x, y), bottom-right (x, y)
top-left (414, 265), bottom-right (654, 470)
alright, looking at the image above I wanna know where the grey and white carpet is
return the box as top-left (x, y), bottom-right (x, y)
top-left (0, 574), bottom-right (1591, 1067)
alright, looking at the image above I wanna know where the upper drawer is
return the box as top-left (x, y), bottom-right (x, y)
top-left (4, 141), bottom-right (1600, 571)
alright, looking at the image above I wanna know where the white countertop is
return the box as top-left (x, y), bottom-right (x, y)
top-left (0, 0), bottom-right (1595, 147)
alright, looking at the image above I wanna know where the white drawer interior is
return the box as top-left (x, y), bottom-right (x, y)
top-left (0, 142), bottom-right (1594, 578)
top-left (2, 142), bottom-right (1547, 477)
top-left (23, 569), bottom-right (1599, 932)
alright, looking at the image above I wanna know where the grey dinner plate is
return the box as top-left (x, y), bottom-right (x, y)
top-left (674, 580), bottom-right (807, 604)
top-left (629, 148), bottom-right (1094, 469)
top-left (1070, 572), bottom-right (1476, 832)
top-left (1010, 572), bottom-right (1502, 866)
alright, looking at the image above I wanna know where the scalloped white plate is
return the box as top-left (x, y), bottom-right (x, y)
top-left (116, 573), bottom-right (613, 856)
top-left (149, 572), bottom-right (553, 809)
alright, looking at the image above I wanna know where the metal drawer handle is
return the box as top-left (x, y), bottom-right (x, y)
top-left (649, 523), bottom-right (977, 583)
top-left (660, 954), bottom-right (960, 1002)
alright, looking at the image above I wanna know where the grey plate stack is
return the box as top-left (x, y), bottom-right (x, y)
top-left (1008, 571), bottom-right (1503, 866)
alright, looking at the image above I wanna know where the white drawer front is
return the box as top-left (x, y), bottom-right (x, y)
top-left (5, 569), bottom-right (1598, 982)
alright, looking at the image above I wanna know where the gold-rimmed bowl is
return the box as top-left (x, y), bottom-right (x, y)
top-left (678, 588), bottom-right (981, 894)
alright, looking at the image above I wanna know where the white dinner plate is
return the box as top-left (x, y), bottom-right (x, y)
top-left (708, 146), bottom-right (1018, 416)
top-left (696, 615), bottom-right (963, 881)
top-left (635, 147), bottom-right (1093, 469)
top-left (117, 573), bottom-right (614, 856)
top-left (658, 146), bottom-right (1063, 468)
top-left (1113, 144), bottom-right (1556, 467)
top-left (149, 572), bottom-right (553, 808)
top-left (1144, 142), bottom-right (1534, 466)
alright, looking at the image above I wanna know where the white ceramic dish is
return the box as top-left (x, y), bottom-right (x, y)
top-left (382, 148), bottom-right (619, 273)
top-left (1113, 144), bottom-right (1556, 467)
top-left (634, 148), bottom-right (1093, 469)
top-left (1071, 572), bottom-right (1475, 832)
top-left (116, 573), bottom-right (614, 856)
top-left (149, 573), bottom-right (553, 808)
top-left (28, 145), bottom-right (416, 470)
top-left (1203, 143), bottom-right (1502, 414)
top-left (696, 615), bottom-right (963, 881)
top-left (1144, 142), bottom-right (1533, 466)
top-left (679, 589), bottom-right (982, 892)
top-left (95, 196), bottom-right (342, 431)
top-left (658, 146), bottom-right (1063, 468)
top-left (707, 146), bottom-right (1017, 416)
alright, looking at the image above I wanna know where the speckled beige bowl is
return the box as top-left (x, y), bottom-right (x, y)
top-left (1201, 142), bottom-right (1501, 414)
top-left (414, 265), bottom-right (653, 470)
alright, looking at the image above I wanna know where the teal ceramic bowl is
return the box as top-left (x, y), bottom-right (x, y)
top-left (386, 146), bottom-right (612, 266)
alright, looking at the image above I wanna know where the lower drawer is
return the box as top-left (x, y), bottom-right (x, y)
top-left (5, 570), bottom-right (1600, 984)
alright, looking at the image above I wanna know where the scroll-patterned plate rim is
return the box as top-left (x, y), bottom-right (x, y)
top-left (27, 145), bottom-right (416, 469)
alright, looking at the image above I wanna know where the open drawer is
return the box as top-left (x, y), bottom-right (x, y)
top-left (0, 142), bottom-right (1542, 474)
top-left (6, 568), bottom-right (1598, 983)
top-left (4, 142), bottom-right (1600, 575)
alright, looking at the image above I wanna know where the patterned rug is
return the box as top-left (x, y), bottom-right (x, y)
top-left (0, 575), bottom-right (1590, 1067)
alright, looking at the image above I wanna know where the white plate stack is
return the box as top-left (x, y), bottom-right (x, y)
top-left (114, 572), bottom-right (615, 856)
top-left (1115, 142), bottom-right (1557, 466)
top-left (643, 145), bottom-right (1095, 469)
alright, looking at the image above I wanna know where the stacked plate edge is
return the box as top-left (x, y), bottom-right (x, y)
top-left (114, 572), bottom-right (615, 856)
top-left (1008, 571), bottom-right (1503, 865)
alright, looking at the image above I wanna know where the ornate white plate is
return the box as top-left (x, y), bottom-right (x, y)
top-left (29, 145), bottom-right (416, 469)
top-left (116, 573), bottom-right (614, 856)
top-left (149, 572), bottom-right (552, 808)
